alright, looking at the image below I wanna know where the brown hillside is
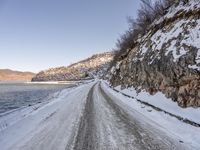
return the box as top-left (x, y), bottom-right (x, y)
top-left (0, 69), bottom-right (35, 81)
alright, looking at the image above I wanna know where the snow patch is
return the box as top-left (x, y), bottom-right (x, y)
top-left (102, 81), bottom-right (200, 149)
top-left (114, 85), bottom-right (200, 124)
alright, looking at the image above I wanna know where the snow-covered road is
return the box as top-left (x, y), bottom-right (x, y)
top-left (0, 81), bottom-right (197, 150)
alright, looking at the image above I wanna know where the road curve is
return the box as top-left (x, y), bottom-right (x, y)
top-left (70, 82), bottom-right (189, 150)
top-left (2, 82), bottom-right (191, 150)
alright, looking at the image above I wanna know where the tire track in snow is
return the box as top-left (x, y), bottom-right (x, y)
top-left (65, 82), bottom-right (190, 150)
top-left (71, 84), bottom-right (98, 150)
top-left (98, 83), bottom-right (189, 150)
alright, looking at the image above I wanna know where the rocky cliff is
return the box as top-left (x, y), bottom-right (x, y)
top-left (0, 69), bottom-right (35, 81)
top-left (109, 0), bottom-right (200, 107)
top-left (32, 52), bottom-right (114, 81)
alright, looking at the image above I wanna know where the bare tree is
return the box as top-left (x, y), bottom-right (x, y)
top-left (114, 0), bottom-right (191, 63)
top-left (140, 0), bottom-right (164, 16)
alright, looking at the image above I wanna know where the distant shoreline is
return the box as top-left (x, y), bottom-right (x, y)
top-left (26, 81), bottom-right (80, 85)
top-left (0, 79), bottom-right (94, 85)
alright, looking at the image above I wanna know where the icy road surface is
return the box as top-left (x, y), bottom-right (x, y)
top-left (0, 81), bottom-right (194, 150)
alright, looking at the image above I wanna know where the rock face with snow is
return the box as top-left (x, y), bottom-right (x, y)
top-left (32, 52), bottom-right (114, 81)
top-left (109, 0), bottom-right (200, 107)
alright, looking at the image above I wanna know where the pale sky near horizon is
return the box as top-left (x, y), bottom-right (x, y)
top-left (0, 0), bottom-right (141, 73)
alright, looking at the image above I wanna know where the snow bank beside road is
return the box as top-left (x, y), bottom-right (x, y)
top-left (113, 85), bottom-right (200, 125)
top-left (101, 81), bottom-right (200, 149)
top-left (0, 88), bottom-right (69, 131)
top-left (0, 82), bottom-right (94, 150)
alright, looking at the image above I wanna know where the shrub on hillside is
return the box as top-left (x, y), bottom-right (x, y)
top-left (114, 0), bottom-right (191, 62)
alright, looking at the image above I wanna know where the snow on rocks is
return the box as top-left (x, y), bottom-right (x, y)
top-left (109, 0), bottom-right (200, 107)
top-left (138, 18), bottom-right (200, 63)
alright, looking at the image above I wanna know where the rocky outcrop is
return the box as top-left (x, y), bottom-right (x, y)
top-left (109, 0), bottom-right (200, 107)
top-left (0, 69), bottom-right (35, 81)
top-left (32, 52), bottom-right (114, 81)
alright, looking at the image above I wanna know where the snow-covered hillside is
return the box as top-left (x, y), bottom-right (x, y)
top-left (109, 0), bottom-right (200, 107)
top-left (32, 52), bottom-right (114, 81)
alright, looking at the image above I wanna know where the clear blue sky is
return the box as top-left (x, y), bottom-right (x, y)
top-left (0, 0), bottom-right (140, 73)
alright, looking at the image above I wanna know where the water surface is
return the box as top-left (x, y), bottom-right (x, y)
top-left (0, 82), bottom-right (73, 114)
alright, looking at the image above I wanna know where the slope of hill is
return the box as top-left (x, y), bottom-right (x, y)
top-left (0, 69), bottom-right (35, 81)
top-left (32, 52), bottom-right (114, 81)
top-left (108, 0), bottom-right (200, 107)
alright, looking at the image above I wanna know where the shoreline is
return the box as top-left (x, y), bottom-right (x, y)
top-left (26, 81), bottom-right (80, 85)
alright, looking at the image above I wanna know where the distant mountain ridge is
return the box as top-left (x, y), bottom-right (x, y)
top-left (32, 52), bottom-right (114, 81)
top-left (0, 69), bottom-right (35, 81)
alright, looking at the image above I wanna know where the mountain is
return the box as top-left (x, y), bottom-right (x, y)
top-left (108, 0), bottom-right (200, 107)
top-left (0, 69), bottom-right (35, 81)
top-left (32, 52), bottom-right (114, 81)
